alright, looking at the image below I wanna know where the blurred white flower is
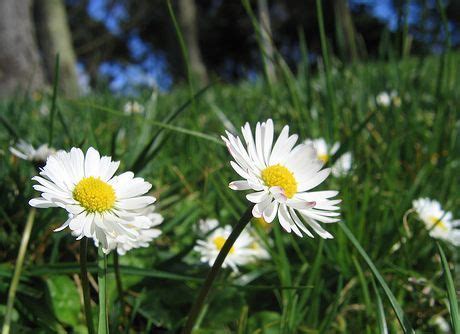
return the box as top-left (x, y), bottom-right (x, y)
top-left (432, 315), bottom-right (450, 333)
top-left (304, 138), bottom-right (352, 177)
top-left (413, 198), bottom-right (460, 246)
top-left (198, 218), bottom-right (219, 234)
top-left (29, 147), bottom-right (157, 253)
top-left (123, 101), bottom-right (144, 115)
top-left (39, 104), bottom-right (50, 116)
top-left (376, 92), bottom-right (391, 107)
top-left (194, 224), bottom-right (268, 272)
top-left (10, 141), bottom-right (56, 162)
top-left (100, 205), bottom-right (163, 255)
top-left (249, 236), bottom-right (270, 261)
top-left (332, 152), bottom-right (353, 177)
top-left (390, 90), bottom-right (402, 107)
top-left (223, 119), bottom-right (340, 239)
top-left (252, 216), bottom-right (272, 231)
top-left (376, 90), bottom-right (401, 108)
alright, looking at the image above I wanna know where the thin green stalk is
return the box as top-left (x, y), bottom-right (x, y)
top-left (80, 238), bottom-right (95, 334)
top-left (339, 223), bottom-right (414, 333)
top-left (437, 242), bottom-right (460, 333)
top-left (48, 54), bottom-right (60, 146)
top-left (98, 246), bottom-right (109, 334)
top-left (181, 208), bottom-right (253, 334)
top-left (166, 0), bottom-right (197, 117)
top-left (113, 252), bottom-right (126, 328)
top-left (315, 0), bottom-right (337, 141)
top-left (1, 209), bottom-right (36, 334)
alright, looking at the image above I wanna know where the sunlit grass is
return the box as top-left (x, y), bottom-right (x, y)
top-left (0, 50), bottom-right (459, 332)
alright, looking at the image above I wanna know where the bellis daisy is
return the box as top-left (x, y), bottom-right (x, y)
top-left (98, 205), bottom-right (163, 255)
top-left (198, 218), bottom-right (219, 234)
top-left (413, 198), bottom-right (460, 246)
top-left (10, 140), bottom-right (56, 163)
top-left (376, 91), bottom-right (391, 107)
top-left (29, 147), bottom-right (156, 253)
top-left (194, 223), bottom-right (268, 272)
top-left (222, 119), bottom-right (340, 239)
top-left (304, 138), bottom-right (352, 177)
top-left (376, 90), bottom-right (400, 108)
top-left (123, 101), bottom-right (144, 115)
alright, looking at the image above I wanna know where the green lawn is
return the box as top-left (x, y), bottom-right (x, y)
top-left (0, 52), bottom-right (459, 333)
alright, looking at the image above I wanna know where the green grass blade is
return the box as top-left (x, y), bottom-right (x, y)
top-left (371, 277), bottom-right (389, 334)
top-left (0, 114), bottom-right (20, 140)
top-left (48, 54), bottom-right (60, 146)
top-left (436, 242), bottom-right (460, 333)
top-left (339, 223), bottom-right (414, 333)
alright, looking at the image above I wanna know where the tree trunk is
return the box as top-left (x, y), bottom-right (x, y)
top-left (34, 0), bottom-right (80, 97)
top-left (333, 0), bottom-right (358, 62)
top-left (178, 0), bottom-right (208, 85)
top-left (0, 0), bottom-right (45, 98)
top-left (258, 0), bottom-right (276, 83)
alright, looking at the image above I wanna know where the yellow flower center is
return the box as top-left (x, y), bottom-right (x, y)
top-left (213, 236), bottom-right (234, 254)
top-left (429, 216), bottom-right (448, 231)
top-left (73, 176), bottom-right (116, 213)
top-left (261, 164), bottom-right (297, 198)
top-left (318, 153), bottom-right (329, 163)
top-left (253, 217), bottom-right (271, 230)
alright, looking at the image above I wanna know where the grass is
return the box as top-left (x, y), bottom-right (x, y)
top-left (0, 39), bottom-right (459, 334)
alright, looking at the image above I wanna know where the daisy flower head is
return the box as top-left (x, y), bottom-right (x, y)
top-left (376, 90), bottom-right (401, 108)
top-left (222, 119), bottom-right (341, 239)
top-left (194, 224), bottom-right (266, 272)
top-left (123, 101), bottom-right (144, 115)
top-left (252, 216), bottom-right (272, 231)
top-left (10, 140), bottom-right (56, 163)
top-left (100, 205), bottom-right (163, 255)
top-left (198, 218), bottom-right (219, 234)
top-left (29, 147), bottom-right (156, 253)
top-left (376, 91), bottom-right (391, 107)
top-left (412, 198), bottom-right (460, 246)
top-left (248, 235), bottom-right (270, 261)
top-left (304, 138), bottom-right (352, 177)
top-left (332, 152), bottom-right (352, 177)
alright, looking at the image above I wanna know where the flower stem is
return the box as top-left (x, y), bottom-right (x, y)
top-left (1, 209), bottom-right (36, 334)
top-left (80, 238), bottom-right (95, 334)
top-left (181, 207), bottom-right (253, 334)
top-left (98, 246), bottom-right (109, 334)
top-left (113, 252), bottom-right (126, 328)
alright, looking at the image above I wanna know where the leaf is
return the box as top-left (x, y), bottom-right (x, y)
top-left (248, 311), bottom-right (281, 334)
top-left (437, 242), bottom-right (460, 333)
top-left (46, 275), bottom-right (82, 328)
top-left (339, 223), bottom-right (414, 333)
top-left (371, 277), bottom-right (388, 334)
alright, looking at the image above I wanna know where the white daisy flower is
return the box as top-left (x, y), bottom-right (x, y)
top-left (332, 152), bottom-right (352, 177)
top-left (10, 140), bottom-right (56, 162)
top-left (412, 198), bottom-right (460, 246)
top-left (100, 205), bottom-right (163, 255)
top-left (222, 119), bottom-right (341, 239)
top-left (29, 147), bottom-right (156, 253)
top-left (248, 237), bottom-right (270, 261)
top-left (390, 90), bottom-right (402, 107)
top-left (198, 218), bottom-right (219, 234)
top-left (376, 91), bottom-right (391, 107)
top-left (123, 101), bottom-right (144, 115)
top-left (432, 315), bottom-right (450, 333)
top-left (194, 225), bottom-right (266, 272)
top-left (253, 217), bottom-right (272, 231)
top-left (304, 138), bottom-right (352, 177)
top-left (39, 104), bottom-right (50, 116)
